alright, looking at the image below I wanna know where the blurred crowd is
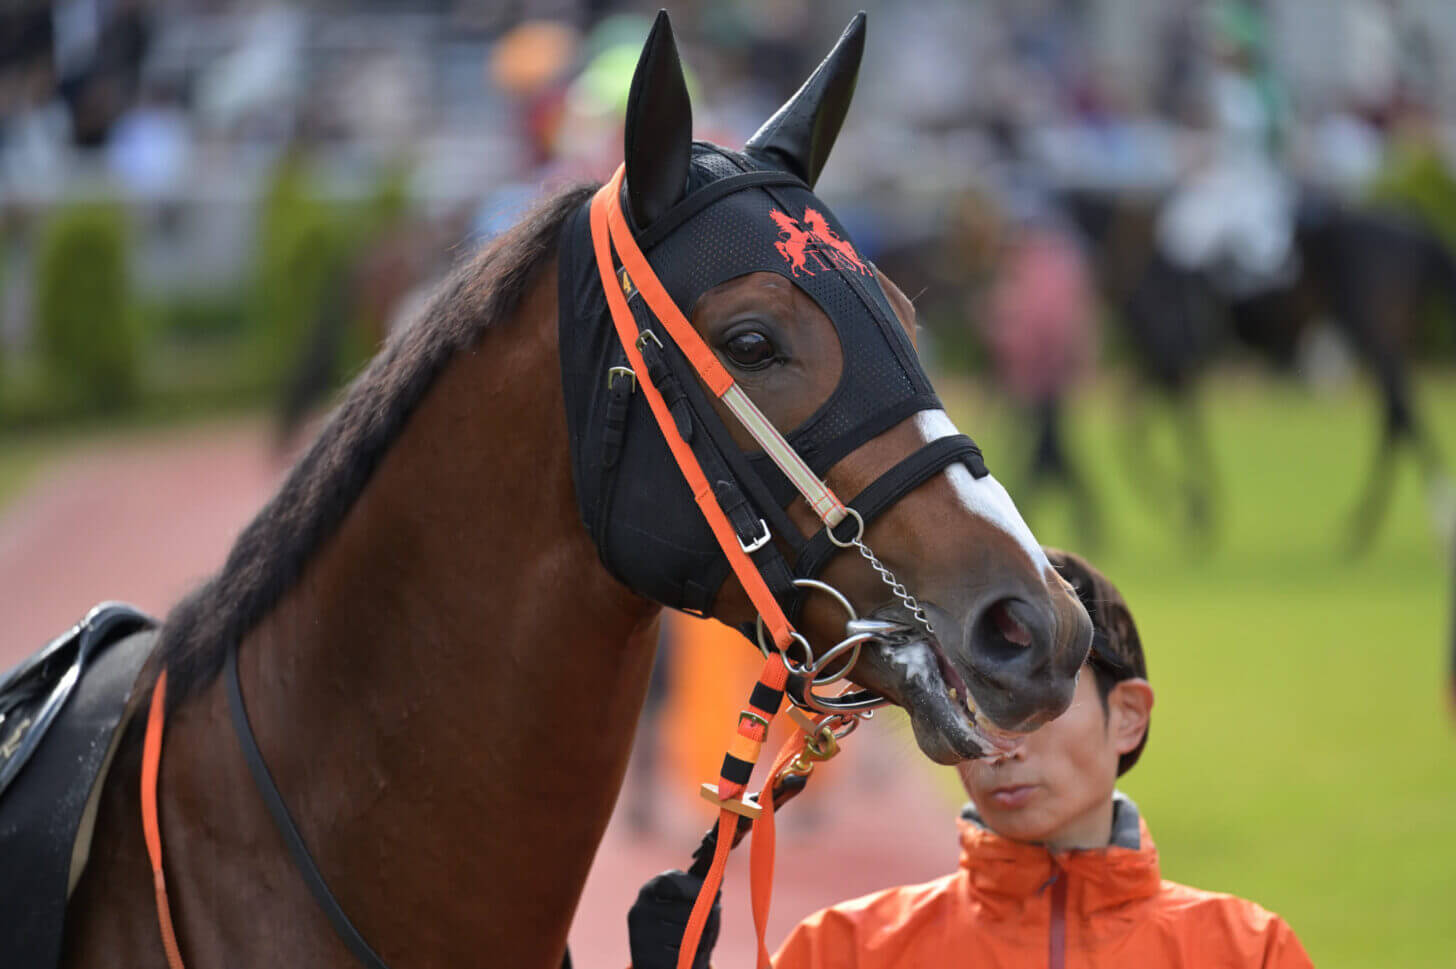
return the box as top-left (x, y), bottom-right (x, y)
top-left (3, 0), bottom-right (1456, 410)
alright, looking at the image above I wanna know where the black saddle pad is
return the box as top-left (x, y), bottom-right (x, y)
top-left (0, 603), bottom-right (158, 969)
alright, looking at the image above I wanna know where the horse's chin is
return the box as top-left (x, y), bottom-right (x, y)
top-left (855, 640), bottom-right (1027, 765)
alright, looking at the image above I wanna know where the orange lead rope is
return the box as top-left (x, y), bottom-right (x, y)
top-left (142, 671), bottom-right (187, 969)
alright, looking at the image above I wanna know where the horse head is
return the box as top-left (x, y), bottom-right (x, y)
top-left (567, 11), bottom-right (1092, 764)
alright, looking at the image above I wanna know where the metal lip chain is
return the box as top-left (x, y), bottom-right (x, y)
top-left (753, 525), bottom-right (937, 716)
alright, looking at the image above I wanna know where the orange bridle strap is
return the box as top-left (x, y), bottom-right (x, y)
top-left (589, 171), bottom-right (800, 651)
top-left (749, 728), bottom-right (819, 968)
top-left (590, 171), bottom-right (843, 969)
top-left (142, 671), bottom-right (187, 969)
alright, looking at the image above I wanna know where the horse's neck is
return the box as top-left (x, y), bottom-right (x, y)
top-left (168, 258), bottom-right (661, 967)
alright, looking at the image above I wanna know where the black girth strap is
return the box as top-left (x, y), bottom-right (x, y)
top-left (225, 643), bottom-right (392, 969)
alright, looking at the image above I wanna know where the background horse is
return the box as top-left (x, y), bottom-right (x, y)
top-left (1062, 186), bottom-right (1456, 551)
top-left (58, 15), bottom-right (1087, 969)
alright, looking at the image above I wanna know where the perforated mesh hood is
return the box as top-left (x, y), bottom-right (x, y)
top-left (630, 144), bottom-right (941, 475)
top-left (557, 144), bottom-right (958, 615)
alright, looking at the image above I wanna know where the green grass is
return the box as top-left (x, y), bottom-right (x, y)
top-left (933, 369), bottom-right (1456, 969)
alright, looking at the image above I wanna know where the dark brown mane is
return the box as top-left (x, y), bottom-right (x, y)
top-left (156, 184), bottom-right (596, 710)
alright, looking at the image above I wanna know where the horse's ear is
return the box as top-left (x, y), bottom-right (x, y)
top-left (623, 10), bottom-right (692, 229)
top-left (744, 12), bottom-right (866, 187)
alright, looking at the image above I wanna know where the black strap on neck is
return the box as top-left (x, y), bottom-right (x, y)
top-left (226, 642), bottom-right (580, 969)
top-left (225, 642), bottom-right (392, 969)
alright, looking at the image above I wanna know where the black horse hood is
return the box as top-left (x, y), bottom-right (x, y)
top-left (557, 143), bottom-right (959, 615)
top-left (555, 12), bottom-right (983, 617)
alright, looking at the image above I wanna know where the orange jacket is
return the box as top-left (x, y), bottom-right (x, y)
top-left (772, 799), bottom-right (1313, 969)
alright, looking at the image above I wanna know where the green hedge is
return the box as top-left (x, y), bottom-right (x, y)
top-left (33, 202), bottom-right (140, 411)
top-left (247, 153), bottom-right (413, 388)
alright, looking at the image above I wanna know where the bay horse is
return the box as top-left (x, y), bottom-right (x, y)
top-left (1061, 184), bottom-right (1456, 550)
top-left (55, 14), bottom-right (1089, 969)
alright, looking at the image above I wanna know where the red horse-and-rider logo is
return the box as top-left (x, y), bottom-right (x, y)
top-left (770, 207), bottom-right (873, 278)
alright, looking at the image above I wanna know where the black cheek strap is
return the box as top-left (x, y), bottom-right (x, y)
top-left (794, 434), bottom-right (987, 581)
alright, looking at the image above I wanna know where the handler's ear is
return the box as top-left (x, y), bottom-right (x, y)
top-left (623, 10), bottom-right (692, 230)
top-left (1108, 679), bottom-right (1153, 755)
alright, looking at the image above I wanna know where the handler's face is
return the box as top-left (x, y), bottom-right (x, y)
top-left (956, 670), bottom-right (1137, 850)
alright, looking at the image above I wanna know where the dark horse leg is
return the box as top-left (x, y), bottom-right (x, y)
top-left (1344, 336), bottom-right (1433, 555)
top-left (1117, 249), bottom-right (1223, 548)
top-left (1172, 391), bottom-right (1218, 546)
top-left (1118, 386), bottom-right (1217, 549)
top-left (1330, 210), bottom-right (1456, 554)
top-left (1018, 397), bottom-right (1102, 551)
top-left (1346, 423), bottom-right (1403, 556)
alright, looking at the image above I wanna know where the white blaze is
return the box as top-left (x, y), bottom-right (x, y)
top-left (913, 410), bottom-right (1049, 570)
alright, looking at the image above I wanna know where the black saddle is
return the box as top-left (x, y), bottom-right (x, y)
top-left (0, 602), bottom-right (159, 969)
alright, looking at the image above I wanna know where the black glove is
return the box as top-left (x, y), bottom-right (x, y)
top-left (627, 869), bottom-right (722, 969)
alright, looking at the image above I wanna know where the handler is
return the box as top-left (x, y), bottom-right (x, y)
top-left (628, 549), bottom-right (1314, 969)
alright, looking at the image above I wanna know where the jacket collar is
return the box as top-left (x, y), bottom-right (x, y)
top-left (956, 793), bottom-right (1162, 916)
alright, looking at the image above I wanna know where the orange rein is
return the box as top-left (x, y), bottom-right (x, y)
top-left (142, 670), bottom-right (186, 969)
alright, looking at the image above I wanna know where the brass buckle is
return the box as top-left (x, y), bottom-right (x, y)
top-left (781, 708), bottom-right (842, 778)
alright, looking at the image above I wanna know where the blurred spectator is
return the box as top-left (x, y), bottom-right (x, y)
top-left (1155, 0), bottom-right (1296, 299)
top-left (982, 202), bottom-right (1095, 409)
top-left (105, 81), bottom-right (193, 201)
top-left (980, 188), bottom-right (1101, 547)
top-left (54, 0), bottom-right (151, 148)
top-left (193, 5), bottom-right (304, 140)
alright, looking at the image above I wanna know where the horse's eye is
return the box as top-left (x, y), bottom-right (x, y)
top-left (724, 330), bottom-right (777, 369)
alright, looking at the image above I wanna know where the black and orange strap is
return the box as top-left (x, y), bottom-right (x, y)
top-left (589, 169), bottom-right (868, 968)
top-left (590, 169), bottom-right (804, 651)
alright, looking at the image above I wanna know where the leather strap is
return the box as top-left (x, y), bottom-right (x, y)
top-left (794, 434), bottom-right (985, 579)
top-left (225, 643), bottom-right (393, 969)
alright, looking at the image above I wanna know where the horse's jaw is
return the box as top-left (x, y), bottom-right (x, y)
top-left (850, 638), bottom-right (1030, 764)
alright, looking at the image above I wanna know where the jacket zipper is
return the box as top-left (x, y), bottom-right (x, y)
top-left (1048, 869), bottom-right (1067, 969)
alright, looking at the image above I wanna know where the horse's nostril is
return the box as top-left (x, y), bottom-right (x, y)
top-left (989, 599), bottom-right (1033, 648)
top-left (969, 597), bottom-right (1043, 670)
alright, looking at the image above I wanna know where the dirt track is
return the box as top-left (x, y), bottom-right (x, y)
top-left (0, 419), bottom-right (963, 967)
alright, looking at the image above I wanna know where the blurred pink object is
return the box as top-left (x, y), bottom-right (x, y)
top-left (983, 227), bottom-right (1097, 405)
